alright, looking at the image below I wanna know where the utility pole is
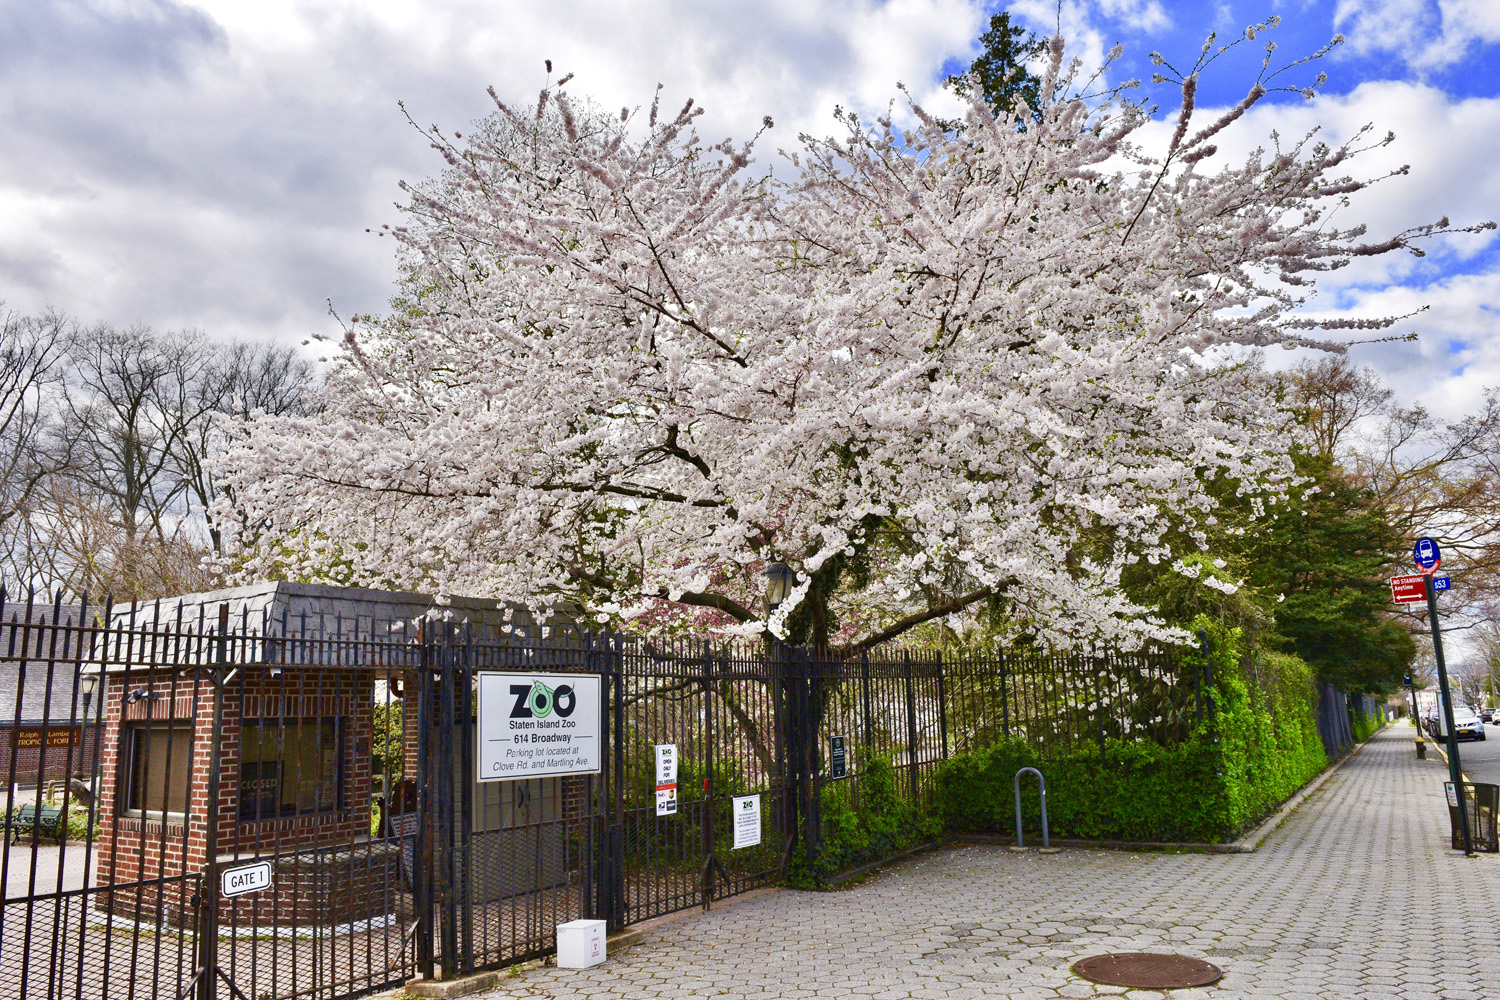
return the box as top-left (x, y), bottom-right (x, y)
top-left (1415, 538), bottom-right (1472, 856)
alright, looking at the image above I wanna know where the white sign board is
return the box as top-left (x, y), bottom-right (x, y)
top-left (655, 744), bottom-right (678, 816)
top-left (221, 860), bottom-right (272, 898)
top-left (476, 673), bottom-right (602, 781)
top-left (731, 794), bottom-right (761, 850)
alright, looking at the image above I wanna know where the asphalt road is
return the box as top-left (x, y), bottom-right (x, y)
top-left (1437, 715), bottom-right (1500, 786)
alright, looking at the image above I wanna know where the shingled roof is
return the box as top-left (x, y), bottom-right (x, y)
top-left (0, 601), bottom-right (101, 724)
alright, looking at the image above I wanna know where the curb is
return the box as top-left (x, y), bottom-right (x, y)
top-left (824, 839), bottom-right (947, 885)
top-left (1425, 741), bottom-right (1472, 783)
top-left (402, 928), bottom-right (645, 998)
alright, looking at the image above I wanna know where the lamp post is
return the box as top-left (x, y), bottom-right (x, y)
top-left (764, 562), bottom-right (793, 617)
top-left (78, 673), bottom-right (100, 780)
top-left (763, 561), bottom-right (803, 855)
top-left (1407, 674), bottom-right (1425, 759)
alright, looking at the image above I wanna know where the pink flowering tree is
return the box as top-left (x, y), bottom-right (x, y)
top-left (218, 31), bottom-right (1487, 654)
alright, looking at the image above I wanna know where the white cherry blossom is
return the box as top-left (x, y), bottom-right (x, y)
top-left (217, 38), bottom-right (1488, 653)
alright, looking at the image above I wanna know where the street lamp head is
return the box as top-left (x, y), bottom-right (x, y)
top-left (79, 672), bottom-right (100, 708)
top-left (764, 562), bottom-right (794, 611)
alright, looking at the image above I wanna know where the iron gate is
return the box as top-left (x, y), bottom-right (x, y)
top-left (0, 585), bottom-right (1206, 999)
top-left (0, 593), bottom-right (800, 1000)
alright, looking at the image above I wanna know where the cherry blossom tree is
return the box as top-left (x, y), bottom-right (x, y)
top-left (218, 29), bottom-right (1491, 653)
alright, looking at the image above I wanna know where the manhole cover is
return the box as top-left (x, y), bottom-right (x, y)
top-left (1073, 952), bottom-right (1223, 989)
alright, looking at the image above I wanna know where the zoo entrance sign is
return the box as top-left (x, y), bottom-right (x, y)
top-left (476, 672), bottom-right (601, 780)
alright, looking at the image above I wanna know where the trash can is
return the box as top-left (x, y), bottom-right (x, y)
top-left (1444, 782), bottom-right (1500, 852)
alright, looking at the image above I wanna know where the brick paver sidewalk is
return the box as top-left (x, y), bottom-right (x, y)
top-left (472, 726), bottom-right (1498, 999)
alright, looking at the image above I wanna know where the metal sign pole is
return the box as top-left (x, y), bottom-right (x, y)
top-left (1426, 573), bottom-right (1473, 856)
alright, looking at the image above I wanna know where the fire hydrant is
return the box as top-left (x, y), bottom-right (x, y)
top-left (1415, 736), bottom-right (1427, 760)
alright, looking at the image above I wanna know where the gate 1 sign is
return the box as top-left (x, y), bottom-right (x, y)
top-left (221, 860), bottom-right (272, 898)
top-left (732, 794), bottom-right (762, 850)
top-left (476, 673), bottom-right (601, 781)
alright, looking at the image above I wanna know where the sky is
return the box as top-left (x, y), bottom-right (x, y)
top-left (2, 0), bottom-right (1498, 423)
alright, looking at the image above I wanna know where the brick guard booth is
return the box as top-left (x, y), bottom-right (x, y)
top-left (91, 582), bottom-right (568, 936)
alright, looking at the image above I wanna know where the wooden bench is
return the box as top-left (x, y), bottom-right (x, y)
top-left (8, 803), bottom-right (66, 845)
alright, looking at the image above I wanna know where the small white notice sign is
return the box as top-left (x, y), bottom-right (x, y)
top-left (221, 860), bottom-right (272, 898)
top-left (655, 744), bottom-right (678, 817)
top-left (731, 794), bottom-right (761, 850)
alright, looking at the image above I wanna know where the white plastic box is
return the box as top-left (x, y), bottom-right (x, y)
top-left (556, 919), bottom-right (607, 969)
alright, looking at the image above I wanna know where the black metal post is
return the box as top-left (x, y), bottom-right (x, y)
top-left (611, 635), bottom-right (625, 929)
top-left (1408, 677), bottom-right (1425, 757)
top-left (414, 632), bottom-right (435, 980)
top-left (700, 642), bottom-right (715, 910)
top-left (435, 628), bottom-right (458, 979)
top-left (456, 626), bottom-right (475, 975)
top-left (860, 650), bottom-right (873, 748)
top-left (935, 652), bottom-right (949, 760)
top-left (1427, 574), bottom-right (1473, 856)
top-left (799, 648), bottom-right (819, 874)
top-left (196, 604), bottom-right (230, 1000)
top-left (903, 650), bottom-right (919, 803)
top-left (999, 648), bottom-right (1009, 737)
top-left (595, 633), bottom-right (610, 925)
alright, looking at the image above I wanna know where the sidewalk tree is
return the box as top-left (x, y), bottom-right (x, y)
top-left (1244, 451), bottom-right (1415, 693)
top-left (220, 26), bottom-right (1490, 654)
top-left (1286, 355), bottom-right (1500, 645)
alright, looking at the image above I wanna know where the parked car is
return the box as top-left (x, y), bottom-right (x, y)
top-left (1481, 708), bottom-right (1495, 723)
top-left (1424, 705), bottom-right (1442, 736)
top-left (1450, 707), bottom-right (1487, 741)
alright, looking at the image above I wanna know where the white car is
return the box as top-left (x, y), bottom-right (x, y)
top-left (1450, 708), bottom-right (1487, 742)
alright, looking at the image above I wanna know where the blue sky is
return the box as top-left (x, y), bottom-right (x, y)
top-left (1, 0), bottom-right (1497, 419)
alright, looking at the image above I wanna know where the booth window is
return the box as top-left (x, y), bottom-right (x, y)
top-left (240, 718), bottom-right (343, 819)
top-left (122, 724), bottom-right (194, 816)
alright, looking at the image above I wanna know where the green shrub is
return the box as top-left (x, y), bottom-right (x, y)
top-left (62, 797), bottom-right (99, 843)
top-left (1350, 700), bottom-right (1386, 743)
top-left (932, 617), bottom-right (1333, 844)
top-left (791, 749), bottom-right (940, 885)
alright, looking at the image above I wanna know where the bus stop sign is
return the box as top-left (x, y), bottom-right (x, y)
top-left (1415, 537), bottom-right (1441, 573)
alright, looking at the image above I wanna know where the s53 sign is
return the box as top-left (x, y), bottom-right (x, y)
top-left (476, 672), bottom-right (601, 780)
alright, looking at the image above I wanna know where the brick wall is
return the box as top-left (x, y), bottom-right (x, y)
top-left (0, 723), bottom-right (102, 786)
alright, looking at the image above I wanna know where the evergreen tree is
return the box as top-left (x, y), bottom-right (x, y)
top-left (946, 11), bottom-right (1045, 120)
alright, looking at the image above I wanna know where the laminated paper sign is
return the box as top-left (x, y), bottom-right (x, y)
top-left (655, 744), bottom-right (678, 816)
top-left (732, 794), bottom-right (761, 850)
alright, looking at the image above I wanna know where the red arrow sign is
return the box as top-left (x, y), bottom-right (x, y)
top-left (1391, 574), bottom-right (1427, 604)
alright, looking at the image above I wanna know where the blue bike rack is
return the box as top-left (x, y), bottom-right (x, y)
top-left (1014, 767), bottom-right (1050, 849)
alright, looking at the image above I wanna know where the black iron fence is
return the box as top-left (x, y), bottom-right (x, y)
top-left (0, 585), bottom-right (1362, 1000)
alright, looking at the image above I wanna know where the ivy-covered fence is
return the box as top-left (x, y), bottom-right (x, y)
top-left (796, 618), bottom-right (1382, 880)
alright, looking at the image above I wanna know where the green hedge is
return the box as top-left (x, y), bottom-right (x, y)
top-left (791, 750), bottom-right (940, 886)
top-left (1350, 700), bottom-right (1386, 743)
top-left (932, 617), bottom-right (1334, 844)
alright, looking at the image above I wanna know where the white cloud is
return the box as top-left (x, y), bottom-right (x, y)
top-left (1335, 0), bottom-right (1500, 70)
top-left (0, 0), bottom-right (992, 343)
top-left (1121, 73), bottom-right (1500, 419)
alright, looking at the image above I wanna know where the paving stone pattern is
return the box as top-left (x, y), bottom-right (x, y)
top-left (470, 727), bottom-right (1498, 1000)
